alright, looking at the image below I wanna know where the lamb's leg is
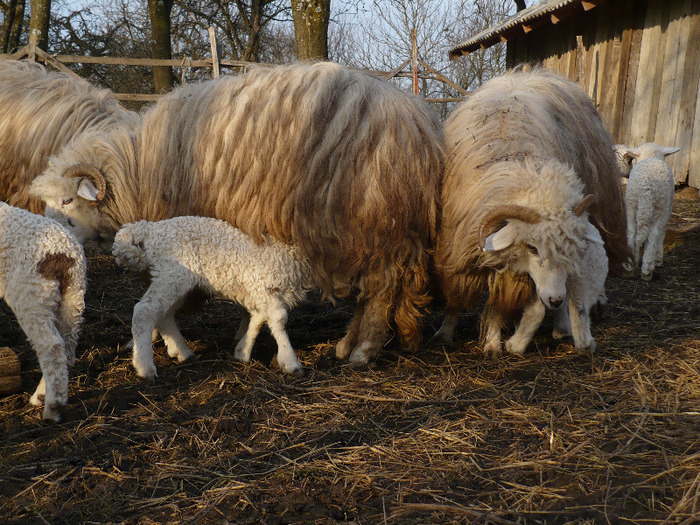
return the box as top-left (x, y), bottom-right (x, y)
top-left (8, 293), bottom-right (69, 421)
top-left (634, 194), bottom-right (653, 270)
top-left (234, 310), bottom-right (251, 345)
top-left (641, 218), bottom-right (666, 281)
top-left (348, 297), bottom-right (391, 367)
top-left (157, 304), bottom-right (195, 363)
top-left (55, 282), bottom-right (85, 367)
top-left (552, 301), bottom-right (572, 340)
top-left (234, 311), bottom-right (265, 364)
top-left (431, 310), bottom-right (459, 343)
top-left (333, 301), bottom-right (364, 360)
top-left (265, 300), bottom-right (303, 376)
top-left (482, 308), bottom-right (504, 358)
top-left (131, 275), bottom-right (194, 379)
top-left (506, 298), bottom-right (546, 355)
top-left (568, 297), bottom-right (595, 353)
top-left (625, 198), bottom-right (639, 269)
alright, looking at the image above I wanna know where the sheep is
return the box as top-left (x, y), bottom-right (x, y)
top-left (433, 67), bottom-right (630, 356)
top-left (505, 221), bottom-right (608, 355)
top-left (29, 62), bottom-right (444, 369)
top-left (112, 217), bottom-right (316, 378)
top-left (622, 142), bottom-right (680, 281)
top-left (0, 202), bottom-right (86, 421)
top-left (0, 58), bottom-right (139, 214)
top-left (614, 143), bottom-right (639, 177)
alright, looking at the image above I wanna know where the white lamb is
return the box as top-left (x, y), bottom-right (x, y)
top-left (0, 202), bottom-right (86, 421)
top-left (506, 222), bottom-right (608, 355)
top-left (112, 216), bottom-right (316, 379)
top-left (620, 142), bottom-right (680, 281)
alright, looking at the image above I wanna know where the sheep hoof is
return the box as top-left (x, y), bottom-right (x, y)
top-left (332, 336), bottom-right (354, 360)
top-left (29, 392), bottom-right (44, 407)
top-left (287, 366), bottom-right (304, 378)
top-left (174, 348), bottom-right (196, 363)
top-left (641, 271), bottom-right (653, 282)
top-left (505, 340), bottom-right (527, 356)
top-left (552, 328), bottom-right (571, 340)
top-left (483, 342), bottom-right (501, 358)
top-left (429, 330), bottom-right (454, 344)
top-left (42, 404), bottom-right (63, 423)
top-left (134, 363), bottom-right (158, 380)
top-left (347, 342), bottom-right (376, 368)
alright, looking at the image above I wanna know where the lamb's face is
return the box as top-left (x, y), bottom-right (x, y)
top-left (29, 166), bottom-right (115, 248)
top-left (511, 240), bottom-right (568, 310)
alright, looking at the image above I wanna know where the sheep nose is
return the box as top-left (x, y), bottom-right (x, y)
top-left (549, 298), bottom-right (564, 309)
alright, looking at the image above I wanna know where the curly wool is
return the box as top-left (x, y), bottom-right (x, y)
top-left (113, 216), bottom-right (316, 378)
top-left (0, 58), bottom-right (138, 213)
top-left (0, 202), bottom-right (86, 421)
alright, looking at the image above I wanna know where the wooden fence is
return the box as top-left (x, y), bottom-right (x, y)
top-left (6, 31), bottom-right (468, 104)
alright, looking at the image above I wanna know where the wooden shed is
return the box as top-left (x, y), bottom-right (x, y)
top-left (449, 0), bottom-right (700, 189)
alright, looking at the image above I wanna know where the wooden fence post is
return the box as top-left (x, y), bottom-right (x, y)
top-left (411, 28), bottom-right (419, 95)
top-left (208, 27), bottom-right (220, 78)
top-left (27, 31), bottom-right (37, 62)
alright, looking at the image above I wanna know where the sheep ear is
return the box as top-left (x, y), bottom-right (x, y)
top-left (624, 148), bottom-right (641, 160)
top-left (662, 147), bottom-right (680, 157)
top-left (583, 222), bottom-right (604, 245)
top-left (77, 178), bottom-right (99, 202)
top-left (483, 223), bottom-right (517, 252)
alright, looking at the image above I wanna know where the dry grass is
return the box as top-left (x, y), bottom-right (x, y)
top-left (0, 190), bottom-right (698, 524)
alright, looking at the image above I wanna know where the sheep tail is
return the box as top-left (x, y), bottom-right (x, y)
top-left (112, 222), bottom-right (149, 269)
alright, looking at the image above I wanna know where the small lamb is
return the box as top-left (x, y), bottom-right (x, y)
top-left (0, 202), bottom-right (86, 421)
top-left (505, 222), bottom-right (608, 355)
top-left (112, 216), bottom-right (316, 379)
top-left (620, 142), bottom-right (680, 281)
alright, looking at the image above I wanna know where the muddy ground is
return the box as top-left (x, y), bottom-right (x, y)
top-left (0, 190), bottom-right (699, 524)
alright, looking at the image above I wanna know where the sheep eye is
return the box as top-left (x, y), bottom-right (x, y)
top-left (61, 198), bottom-right (73, 206)
top-left (526, 244), bottom-right (539, 255)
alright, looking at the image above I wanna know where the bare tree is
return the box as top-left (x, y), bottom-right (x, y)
top-left (0, 0), bottom-right (25, 52)
top-left (29, 0), bottom-right (50, 49)
top-left (291, 0), bottom-right (329, 60)
top-left (148, 0), bottom-right (175, 93)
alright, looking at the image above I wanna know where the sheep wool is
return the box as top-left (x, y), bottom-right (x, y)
top-left (113, 216), bottom-right (316, 379)
top-left (0, 202), bottom-right (86, 421)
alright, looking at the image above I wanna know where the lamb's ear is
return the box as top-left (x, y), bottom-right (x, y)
top-left (662, 147), bottom-right (680, 157)
top-left (483, 223), bottom-right (518, 252)
top-left (583, 222), bottom-right (604, 245)
top-left (624, 148), bottom-right (641, 160)
top-left (77, 178), bottom-right (100, 202)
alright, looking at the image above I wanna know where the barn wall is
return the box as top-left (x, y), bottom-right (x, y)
top-left (505, 0), bottom-right (700, 188)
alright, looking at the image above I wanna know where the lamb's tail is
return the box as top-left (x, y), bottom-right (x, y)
top-left (112, 222), bottom-right (149, 269)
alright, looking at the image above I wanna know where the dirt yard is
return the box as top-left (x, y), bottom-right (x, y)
top-left (1, 190), bottom-right (699, 524)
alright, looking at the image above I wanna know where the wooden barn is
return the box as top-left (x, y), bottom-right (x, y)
top-left (449, 0), bottom-right (700, 190)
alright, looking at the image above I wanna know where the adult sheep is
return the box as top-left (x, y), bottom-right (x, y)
top-left (29, 62), bottom-right (444, 367)
top-left (0, 58), bottom-right (139, 213)
top-left (434, 67), bottom-right (630, 356)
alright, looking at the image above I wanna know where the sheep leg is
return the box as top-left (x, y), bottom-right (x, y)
top-left (640, 218), bottom-right (665, 281)
top-left (482, 308), bottom-right (504, 358)
top-left (156, 305), bottom-right (195, 363)
top-left (625, 198), bottom-right (640, 269)
top-left (234, 310), bottom-right (251, 345)
top-left (234, 311), bottom-right (266, 364)
top-left (8, 293), bottom-right (69, 421)
top-left (333, 302), bottom-right (364, 360)
top-left (131, 275), bottom-right (194, 379)
top-left (430, 310), bottom-right (459, 343)
top-left (552, 302), bottom-right (572, 340)
top-left (568, 297), bottom-right (595, 353)
top-left (348, 297), bottom-right (391, 367)
top-left (506, 299), bottom-right (545, 355)
top-left (265, 301), bottom-right (303, 376)
top-left (55, 283), bottom-right (85, 367)
top-left (634, 193), bottom-right (653, 270)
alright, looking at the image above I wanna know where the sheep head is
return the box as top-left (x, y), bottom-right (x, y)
top-left (480, 196), bottom-right (595, 311)
top-left (29, 162), bottom-right (113, 247)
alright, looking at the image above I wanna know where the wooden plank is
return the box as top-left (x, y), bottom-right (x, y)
top-left (655, 0), bottom-right (693, 184)
top-left (611, 0), bottom-right (636, 141)
top-left (597, 2), bottom-right (617, 123)
top-left (687, 0), bottom-right (700, 188)
top-left (619, 0), bottom-right (647, 145)
top-left (45, 54), bottom-right (250, 69)
top-left (629, 2), bottom-right (667, 146)
top-left (670, 0), bottom-right (700, 185)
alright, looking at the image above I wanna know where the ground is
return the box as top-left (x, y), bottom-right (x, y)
top-left (0, 190), bottom-right (699, 524)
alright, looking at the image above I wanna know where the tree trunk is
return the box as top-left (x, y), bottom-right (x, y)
top-left (29, 0), bottom-right (50, 51)
top-left (1, 0), bottom-right (25, 53)
top-left (148, 0), bottom-right (175, 94)
top-left (291, 0), bottom-right (330, 61)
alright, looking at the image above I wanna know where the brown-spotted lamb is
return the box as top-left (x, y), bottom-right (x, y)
top-left (29, 62), bottom-right (444, 367)
top-left (619, 142), bottom-right (680, 281)
top-left (0, 58), bottom-right (138, 214)
top-left (0, 202), bottom-right (86, 421)
top-left (433, 67), bottom-right (630, 356)
top-left (112, 216), bottom-right (316, 378)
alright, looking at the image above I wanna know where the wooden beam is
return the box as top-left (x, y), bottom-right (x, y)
top-left (551, 13), bottom-right (561, 24)
top-left (581, 1), bottom-right (598, 11)
top-left (418, 59), bottom-right (469, 96)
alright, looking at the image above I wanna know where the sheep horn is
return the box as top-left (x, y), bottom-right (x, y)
top-left (573, 194), bottom-right (596, 216)
top-left (64, 164), bottom-right (106, 206)
top-left (478, 204), bottom-right (542, 250)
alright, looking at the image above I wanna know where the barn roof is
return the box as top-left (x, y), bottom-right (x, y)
top-left (449, 0), bottom-right (608, 59)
